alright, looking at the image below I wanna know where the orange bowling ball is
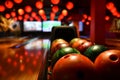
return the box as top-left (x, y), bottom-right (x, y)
top-left (94, 49), bottom-right (120, 80)
top-left (50, 38), bottom-right (68, 55)
top-left (52, 54), bottom-right (95, 80)
top-left (70, 38), bottom-right (87, 49)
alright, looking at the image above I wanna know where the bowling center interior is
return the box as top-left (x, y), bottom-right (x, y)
top-left (0, 0), bottom-right (120, 80)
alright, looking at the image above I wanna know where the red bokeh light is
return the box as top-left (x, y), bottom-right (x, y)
top-left (5, 13), bottom-right (11, 19)
top-left (0, 5), bottom-right (5, 12)
top-left (66, 1), bottom-right (74, 10)
top-left (14, 0), bottom-right (23, 4)
top-left (25, 5), bottom-right (32, 13)
top-left (105, 16), bottom-right (110, 21)
top-left (52, 6), bottom-right (59, 13)
top-left (35, 1), bottom-right (43, 9)
top-left (18, 16), bottom-right (23, 20)
top-left (50, 12), bottom-right (55, 20)
top-left (51, 0), bottom-right (60, 4)
top-left (5, 0), bottom-right (14, 9)
top-left (11, 11), bottom-right (16, 17)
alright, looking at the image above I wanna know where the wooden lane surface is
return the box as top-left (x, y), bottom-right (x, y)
top-left (0, 37), bottom-right (50, 80)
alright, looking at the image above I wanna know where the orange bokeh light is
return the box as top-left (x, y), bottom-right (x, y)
top-left (18, 8), bottom-right (24, 15)
top-left (38, 9), bottom-right (45, 16)
top-left (62, 9), bottom-right (68, 16)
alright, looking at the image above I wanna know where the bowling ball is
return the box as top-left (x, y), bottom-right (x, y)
top-left (53, 43), bottom-right (70, 54)
top-left (50, 38), bottom-right (68, 55)
top-left (69, 38), bottom-right (88, 49)
top-left (51, 47), bottom-right (80, 69)
top-left (84, 45), bottom-right (108, 61)
top-left (77, 41), bottom-right (94, 54)
top-left (52, 54), bottom-right (95, 80)
top-left (69, 38), bottom-right (82, 45)
top-left (94, 49), bottom-right (120, 80)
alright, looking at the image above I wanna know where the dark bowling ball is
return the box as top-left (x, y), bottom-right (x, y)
top-left (77, 41), bottom-right (94, 54)
top-left (51, 47), bottom-right (80, 69)
top-left (52, 54), bottom-right (95, 80)
top-left (83, 44), bottom-right (108, 62)
top-left (94, 49), bottom-right (120, 80)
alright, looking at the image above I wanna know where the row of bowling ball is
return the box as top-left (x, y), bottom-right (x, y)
top-left (49, 38), bottom-right (120, 80)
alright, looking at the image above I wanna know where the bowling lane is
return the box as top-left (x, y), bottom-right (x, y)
top-left (0, 37), bottom-right (50, 80)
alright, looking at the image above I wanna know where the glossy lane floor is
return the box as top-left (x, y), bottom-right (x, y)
top-left (0, 37), bottom-right (50, 80)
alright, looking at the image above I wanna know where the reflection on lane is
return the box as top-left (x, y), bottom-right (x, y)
top-left (0, 38), bottom-right (50, 80)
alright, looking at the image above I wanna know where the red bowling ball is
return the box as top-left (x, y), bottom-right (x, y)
top-left (53, 43), bottom-right (70, 54)
top-left (77, 41), bottom-right (94, 53)
top-left (52, 54), bottom-right (95, 80)
top-left (94, 49), bottom-right (120, 80)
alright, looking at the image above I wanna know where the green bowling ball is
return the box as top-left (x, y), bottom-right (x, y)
top-left (51, 47), bottom-right (80, 69)
top-left (84, 44), bottom-right (108, 62)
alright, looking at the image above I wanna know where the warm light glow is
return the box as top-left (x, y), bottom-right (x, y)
top-left (81, 19), bottom-right (85, 23)
top-left (88, 16), bottom-right (92, 21)
top-left (105, 16), bottom-right (110, 21)
top-left (30, 17), bottom-right (33, 21)
top-left (31, 12), bottom-right (37, 18)
top-left (58, 14), bottom-right (64, 21)
top-left (51, 0), bottom-right (60, 4)
top-left (18, 8), bottom-right (24, 15)
top-left (5, 13), bottom-right (11, 19)
top-left (18, 16), bottom-right (23, 20)
top-left (0, 5), bottom-right (5, 12)
top-left (14, 17), bottom-right (17, 21)
top-left (14, 0), bottom-right (23, 4)
top-left (52, 6), bottom-right (59, 13)
top-left (11, 11), bottom-right (16, 17)
top-left (24, 14), bottom-right (30, 19)
top-left (25, 5), bottom-right (32, 13)
top-left (83, 14), bottom-right (87, 19)
top-left (35, 1), bottom-right (43, 9)
top-left (106, 2), bottom-right (114, 10)
top-left (38, 9), bottom-right (45, 16)
top-left (50, 12), bottom-right (55, 20)
top-left (5, 0), bottom-right (14, 9)
top-left (86, 21), bottom-right (90, 25)
top-left (62, 9), bottom-right (68, 16)
top-left (66, 1), bottom-right (74, 10)
top-left (20, 64), bottom-right (25, 71)
top-left (41, 14), bottom-right (47, 21)
top-left (110, 7), bottom-right (117, 14)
